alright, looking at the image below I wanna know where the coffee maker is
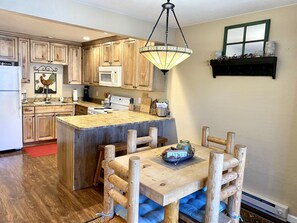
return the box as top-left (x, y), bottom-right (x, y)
top-left (83, 86), bottom-right (91, 101)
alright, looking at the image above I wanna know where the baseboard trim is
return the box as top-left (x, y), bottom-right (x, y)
top-left (288, 214), bottom-right (297, 223)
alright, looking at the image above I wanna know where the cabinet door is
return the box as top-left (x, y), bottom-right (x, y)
top-left (54, 112), bottom-right (73, 138)
top-left (64, 46), bottom-right (81, 84)
top-left (101, 42), bottom-right (112, 66)
top-left (19, 38), bottom-right (30, 83)
top-left (111, 40), bottom-right (122, 66)
top-left (75, 104), bottom-right (88, 115)
top-left (31, 40), bottom-right (50, 63)
top-left (135, 40), bottom-right (153, 91)
top-left (23, 115), bottom-right (35, 143)
top-left (122, 39), bottom-right (136, 89)
top-left (82, 46), bottom-right (93, 85)
top-left (35, 113), bottom-right (55, 141)
top-left (92, 45), bottom-right (101, 84)
top-left (0, 35), bottom-right (18, 62)
top-left (51, 43), bottom-right (68, 65)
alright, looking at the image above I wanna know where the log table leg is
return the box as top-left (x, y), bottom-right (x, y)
top-left (164, 200), bottom-right (179, 223)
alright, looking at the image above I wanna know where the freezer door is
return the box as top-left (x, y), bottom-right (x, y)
top-left (0, 91), bottom-right (23, 151)
top-left (0, 66), bottom-right (20, 91)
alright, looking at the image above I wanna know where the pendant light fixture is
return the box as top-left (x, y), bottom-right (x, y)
top-left (139, 0), bottom-right (192, 74)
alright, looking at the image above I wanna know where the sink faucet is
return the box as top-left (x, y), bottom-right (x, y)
top-left (45, 86), bottom-right (50, 103)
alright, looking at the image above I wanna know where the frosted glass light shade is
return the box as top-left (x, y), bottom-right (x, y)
top-left (139, 45), bottom-right (192, 73)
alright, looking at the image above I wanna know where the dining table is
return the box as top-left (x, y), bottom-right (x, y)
top-left (114, 144), bottom-right (235, 223)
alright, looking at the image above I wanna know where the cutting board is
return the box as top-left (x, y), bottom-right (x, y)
top-left (140, 94), bottom-right (152, 113)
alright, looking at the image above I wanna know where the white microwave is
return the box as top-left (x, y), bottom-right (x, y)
top-left (98, 66), bottom-right (122, 87)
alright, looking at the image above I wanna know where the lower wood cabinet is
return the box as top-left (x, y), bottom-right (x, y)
top-left (35, 113), bottom-right (55, 141)
top-left (75, 104), bottom-right (88, 115)
top-left (23, 114), bottom-right (35, 143)
top-left (22, 105), bottom-right (73, 144)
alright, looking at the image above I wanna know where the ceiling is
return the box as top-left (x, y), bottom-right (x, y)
top-left (1, 0), bottom-right (297, 43)
top-left (0, 10), bottom-right (115, 43)
top-left (74, 0), bottom-right (297, 27)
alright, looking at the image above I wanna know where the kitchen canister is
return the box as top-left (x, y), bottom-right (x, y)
top-left (73, 89), bottom-right (78, 102)
top-left (265, 41), bottom-right (276, 56)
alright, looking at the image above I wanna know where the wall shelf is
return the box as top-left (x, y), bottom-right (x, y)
top-left (210, 56), bottom-right (277, 79)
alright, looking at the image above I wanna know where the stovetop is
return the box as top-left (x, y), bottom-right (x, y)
top-left (88, 95), bottom-right (131, 115)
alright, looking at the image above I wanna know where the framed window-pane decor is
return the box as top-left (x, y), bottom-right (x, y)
top-left (223, 19), bottom-right (270, 57)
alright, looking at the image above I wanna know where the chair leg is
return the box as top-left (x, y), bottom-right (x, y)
top-left (93, 147), bottom-right (104, 186)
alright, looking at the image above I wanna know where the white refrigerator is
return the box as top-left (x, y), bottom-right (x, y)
top-left (0, 66), bottom-right (23, 151)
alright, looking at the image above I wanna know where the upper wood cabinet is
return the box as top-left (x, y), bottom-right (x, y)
top-left (122, 39), bottom-right (137, 90)
top-left (31, 40), bottom-right (68, 65)
top-left (82, 45), bottom-right (101, 85)
top-left (122, 39), bottom-right (155, 91)
top-left (92, 45), bottom-right (101, 84)
top-left (63, 46), bottom-right (82, 84)
top-left (101, 40), bottom-right (122, 66)
top-left (82, 46), bottom-right (93, 85)
top-left (51, 43), bottom-right (68, 65)
top-left (0, 35), bottom-right (18, 62)
top-left (19, 38), bottom-right (30, 83)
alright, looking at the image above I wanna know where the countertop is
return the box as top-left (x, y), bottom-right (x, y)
top-left (22, 101), bottom-right (100, 108)
top-left (57, 110), bottom-right (173, 130)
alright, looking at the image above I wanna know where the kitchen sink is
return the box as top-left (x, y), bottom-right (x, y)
top-left (33, 101), bottom-right (67, 105)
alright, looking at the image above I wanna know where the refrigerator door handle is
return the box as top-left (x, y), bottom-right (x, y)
top-left (17, 67), bottom-right (22, 118)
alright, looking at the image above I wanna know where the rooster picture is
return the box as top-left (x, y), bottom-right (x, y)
top-left (35, 73), bottom-right (57, 94)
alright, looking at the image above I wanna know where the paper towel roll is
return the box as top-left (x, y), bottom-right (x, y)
top-left (73, 89), bottom-right (78, 102)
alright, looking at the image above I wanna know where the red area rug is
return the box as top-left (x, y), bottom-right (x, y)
top-left (24, 143), bottom-right (57, 157)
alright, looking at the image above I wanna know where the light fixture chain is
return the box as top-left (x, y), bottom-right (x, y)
top-left (165, 8), bottom-right (170, 47)
top-left (145, 8), bottom-right (165, 47)
top-left (171, 8), bottom-right (189, 48)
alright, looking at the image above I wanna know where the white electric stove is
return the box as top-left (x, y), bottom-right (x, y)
top-left (87, 95), bottom-right (131, 115)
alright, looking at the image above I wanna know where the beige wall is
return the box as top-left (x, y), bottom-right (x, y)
top-left (21, 64), bottom-right (84, 99)
top-left (168, 5), bottom-right (297, 215)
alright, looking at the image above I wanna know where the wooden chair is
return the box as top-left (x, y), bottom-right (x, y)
top-left (127, 127), bottom-right (158, 154)
top-left (102, 145), bottom-right (164, 223)
top-left (179, 144), bottom-right (247, 223)
top-left (201, 126), bottom-right (235, 154)
top-left (93, 132), bottom-right (167, 186)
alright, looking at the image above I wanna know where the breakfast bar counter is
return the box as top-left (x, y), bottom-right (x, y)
top-left (56, 111), bottom-right (176, 190)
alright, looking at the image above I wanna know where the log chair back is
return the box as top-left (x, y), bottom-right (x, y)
top-left (104, 145), bottom-right (140, 223)
top-left (127, 127), bottom-right (158, 154)
top-left (205, 144), bottom-right (247, 223)
top-left (201, 126), bottom-right (235, 154)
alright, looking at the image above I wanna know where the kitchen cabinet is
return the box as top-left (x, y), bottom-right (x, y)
top-left (92, 45), bottom-right (101, 84)
top-left (75, 104), bottom-right (88, 115)
top-left (22, 107), bottom-right (35, 143)
top-left (0, 35), bottom-right (18, 62)
top-left (35, 113), bottom-right (55, 141)
top-left (22, 105), bottom-right (74, 144)
top-left (63, 46), bottom-right (82, 84)
top-left (101, 40), bottom-right (122, 66)
top-left (31, 40), bottom-right (68, 65)
top-left (19, 38), bottom-right (30, 83)
top-left (82, 45), bottom-right (101, 85)
top-left (122, 39), bottom-right (155, 91)
top-left (82, 46), bottom-right (93, 85)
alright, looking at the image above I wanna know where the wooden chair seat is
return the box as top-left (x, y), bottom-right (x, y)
top-left (93, 136), bottom-right (168, 186)
top-left (179, 145), bottom-right (247, 223)
top-left (103, 145), bottom-right (165, 223)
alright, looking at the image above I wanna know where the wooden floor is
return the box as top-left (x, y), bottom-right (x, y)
top-left (0, 149), bottom-right (103, 223)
